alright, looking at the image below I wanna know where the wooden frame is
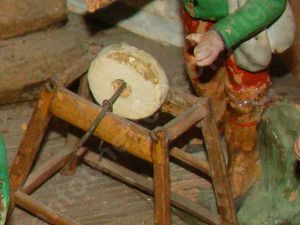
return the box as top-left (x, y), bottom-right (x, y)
top-left (8, 53), bottom-right (237, 225)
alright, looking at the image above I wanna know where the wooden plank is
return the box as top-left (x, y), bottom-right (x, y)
top-left (0, 47), bottom-right (97, 105)
top-left (50, 88), bottom-right (153, 162)
top-left (153, 131), bottom-right (171, 225)
top-left (170, 147), bottom-right (210, 176)
top-left (22, 148), bottom-right (71, 194)
top-left (0, 0), bottom-right (67, 40)
top-left (83, 150), bottom-right (221, 225)
top-left (164, 103), bottom-right (207, 141)
top-left (161, 88), bottom-right (201, 117)
top-left (0, 17), bottom-right (86, 105)
top-left (9, 90), bottom-right (55, 204)
top-left (15, 191), bottom-right (80, 225)
top-left (53, 46), bottom-right (101, 87)
top-left (201, 107), bottom-right (237, 225)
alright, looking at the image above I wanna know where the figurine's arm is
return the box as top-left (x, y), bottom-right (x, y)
top-left (185, 0), bottom-right (287, 66)
top-left (182, 0), bottom-right (228, 20)
top-left (213, 0), bottom-right (287, 48)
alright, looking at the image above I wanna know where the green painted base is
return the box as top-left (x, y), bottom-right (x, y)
top-left (0, 135), bottom-right (10, 225)
top-left (238, 101), bottom-right (300, 225)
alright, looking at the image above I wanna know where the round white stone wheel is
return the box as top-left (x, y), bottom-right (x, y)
top-left (88, 43), bottom-right (169, 120)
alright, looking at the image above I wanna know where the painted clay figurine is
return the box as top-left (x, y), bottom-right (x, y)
top-left (182, 0), bottom-right (295, 198)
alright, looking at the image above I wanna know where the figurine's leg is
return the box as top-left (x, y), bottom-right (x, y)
top-left (224, 56), bottom-right (271, 198)
top-left (182, 9), bottom-right (227, 124)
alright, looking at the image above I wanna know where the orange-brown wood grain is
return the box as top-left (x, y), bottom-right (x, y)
top-left (153, 131), bottom-right (171, 225)
top-left (9, 90), bottom-right (55, 193)
top-left (51, 88), bottom-right (153, 162)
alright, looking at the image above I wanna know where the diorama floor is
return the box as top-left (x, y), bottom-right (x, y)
top-left (1, 13), bottom-right (300, 225)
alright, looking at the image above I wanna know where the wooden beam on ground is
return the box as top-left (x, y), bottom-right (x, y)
top-left (83, 150), bottom-right (221, 225)
top-left (22, 148), bottom-right (71, 194)
top-left (170, 147), bottom-right (210, 176)
top-left (52, 45), bottom-right (101, 87)
top-left (0, 0), bottom-right (67, 40)
top-left (15, 191), bottom-right (80, 225)
top-left (0, 17), bottom-right (88, 105)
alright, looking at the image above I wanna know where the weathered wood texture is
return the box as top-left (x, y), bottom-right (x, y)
top-left (60, 75), bottom-right (91, 176)
top-left (0, 101), bottom-right (188, 225)
top-left (170, 147), bottom-right (210, 176)
top-left (201, 113), bottom-right (237, 225)
top-left (15, 191), bottom-right (80, 225)
top-left (8, 87), bottom-right (207, 225)
top-left (0, 0), bottom-right (67, 40)
top-left (153, 131), bottom-right (171, 225)
top-left (83, 151), bottom-right (221, 225)
top-left (22, 148), bottom-right (71, 194)
top-left (0, 13), bottom-right (188, 106)
top-left (9, 91), bottom-right (54, 196)
top-left (0, 22), bottom-right (85, 105)
top-left (51, 88), bottom-right (153, 162)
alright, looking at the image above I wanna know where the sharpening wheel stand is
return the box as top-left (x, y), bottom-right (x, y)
top-left (8, 43), bottom-right (237, 225)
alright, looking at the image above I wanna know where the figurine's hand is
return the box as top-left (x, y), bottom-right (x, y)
top-left (85, 0), bottom-right (115, 12)
top-left (186, 30), bottom-right (224, 67)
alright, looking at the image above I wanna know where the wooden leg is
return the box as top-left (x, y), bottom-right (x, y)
top-left (201, 109), bottom-right (237, 225)
top-left (153, 131), bottom-right (171, 225)
top-left (59, 132), bottom-right (82, 176)
top-left (9, 89), bottom-right (55, 212)
top-left (60, 75), bottom-right (91, 176)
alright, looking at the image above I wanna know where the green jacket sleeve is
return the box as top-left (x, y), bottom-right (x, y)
top-left (213, 0), bottom-right (287, 48)
top-left (182, 0), bottom-right (228, 20)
